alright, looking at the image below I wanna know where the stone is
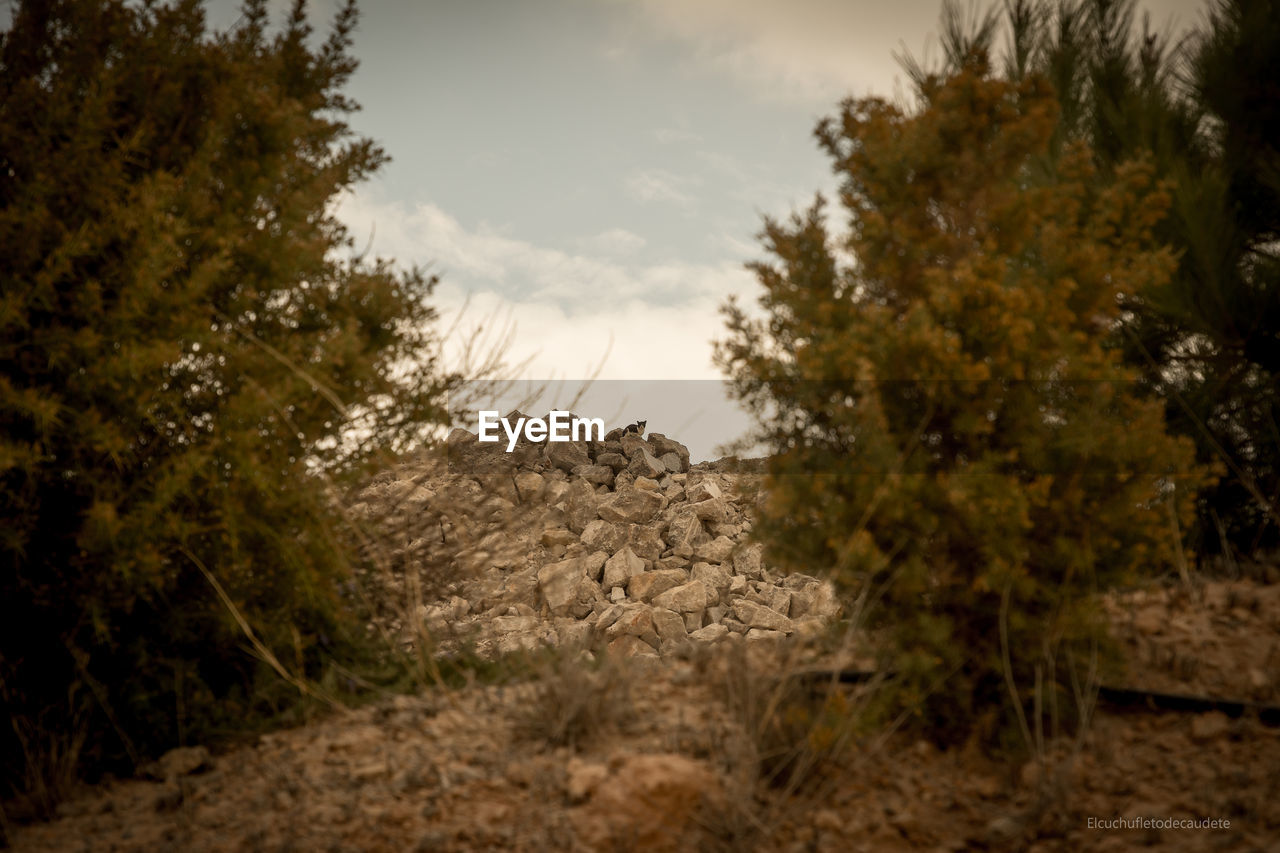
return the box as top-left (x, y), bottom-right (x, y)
top-left (610, 586), bottom-right (626, 603)
top-left (626, 449), bottom-right (666, 480)
top-left (563, 479), bottom-right (600, 534)
top-left (732, 599), bottom-right (795, 634)
top-left (692, 497), bottom-right (730, 523)
top-left (686, 479), bottom-right (721, 502)
top-left (651, 581), bottom-right (711, 614)
top-left (581, 520), bottom-right (628, 554)
top-left (598, 487), bottom-right (666, 525)
top-left (537, 558), bottom-right (599, 618)
top-left (628, 569), bottom-right (690, 603)
top-left (540, 527), bottom-right (577, 549)
top-left (596, 451), bottom-right (629, 471)
top-left (690, 563), bottom-right (731, 601)
top-left (689, 623), bottom-right (728, 642)
top-left (583, 550), bottom-right (608, 582)
top-left (732, 543), bottom-right (764, 578)
top-left (647, 433), bottom-right (691, 472)
top-left (556, 620), bottom-right (593, 648)
top-left (745, 628), bottom-right (786, 641)
top-left (664, 509), bottom-right (707, 558)
top-left (607, 635), bottom-right (659, 658)
top-left (651, 607), bottom-right (688, 645)
top-left (594, 604), bottom-right (624, 632)
top-left (633, 476), bottom-right (660, 491)
top-left (572, 463), bottom-right (615, 487)
top-left (582, 520), bottom-right (663, 561)
top-left (693, 535), bottom-right (735, 565)
top-left (545, 439), bottom-right (591, 472)
top-left (604, 604), bottom-right (659, 650)
top-left (619, 434), bottom-right (654, 459)
top-left (659, 452), bottom-right (683, 474)
top-left (603, 546), bottom-right (645, 589)
top-left (513, 470), bottom-right (545, 500)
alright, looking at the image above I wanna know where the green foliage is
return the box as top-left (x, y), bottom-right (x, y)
top-left (914, 0), bottom-right (1280, 556)
top-left (0, 0), bottom-right (454, 807)
top-left (717, 56), bottom-right (1211, 744)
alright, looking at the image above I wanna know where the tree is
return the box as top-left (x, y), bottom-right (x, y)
top-left (913, 0), bottom-right (1280, 556)
top-left (0, 0), bottom-right (454, 808)
top-left (717, 54), bottom-right (1211, 744)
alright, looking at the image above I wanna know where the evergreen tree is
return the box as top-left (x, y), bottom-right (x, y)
top-left (916, 0), bottom-right (1280, 556)
top-left (717, 54), bottom-right (1211, 743)
top-left (0, 0), bottom-right (454, 807)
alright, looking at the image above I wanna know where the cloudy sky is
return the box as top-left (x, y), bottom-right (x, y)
top-left (204, 0), bottom-right (1208, 459)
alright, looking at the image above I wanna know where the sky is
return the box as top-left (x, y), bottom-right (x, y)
top-left (201, 0), bottom-right (1209, 460)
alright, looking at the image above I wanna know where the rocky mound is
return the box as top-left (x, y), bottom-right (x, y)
top-left (349, 415), bottom-right (840, 659)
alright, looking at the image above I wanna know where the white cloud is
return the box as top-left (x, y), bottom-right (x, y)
top-left (335, 191), bottom-right (755, 384)
top-left (337, 192), bottom-right (748, 306)
top-left (580, 227), bottom-right (647, 255)
top-left (619, 0), bottom-right (930, 103)
top-left (624, 168), bottom-right (698, 206)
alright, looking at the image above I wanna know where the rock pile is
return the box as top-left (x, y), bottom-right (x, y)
top-left (353, 414), bottom-right (841, 659)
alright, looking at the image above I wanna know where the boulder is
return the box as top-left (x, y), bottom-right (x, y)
top-left (651, 580), bottom-right (711, 614)
top-left (572, 464), bottom-right (615, 487)
top-left (628, 569), bottom-right (689, 603)
top-left (651, 607), bottom-right (688, 645)
top-left (626, 449), bottom-right (666, 480)
top-left (693, 535), bottom-right (735, 565)
top-left (692, 497), bottom-right (730, 523)
top-left (596, 451), bottom-right (629, 471)
top-left (602, 546), bottom-right (646, 589)
top-left (598, 487), bottom-right (665, 525)
top-left (647, 433), bottom-right (691, 473)
top-left (546, 439), bottom-right (591, 473)
top-left (686, 479), bottom-right (721, 502)
top-left (732, 599), bottom-right (795, 634)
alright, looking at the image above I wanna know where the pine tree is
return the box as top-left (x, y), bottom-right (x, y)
top-left (0, 0), bottom-right (454, 807)
top-left (717, 53), bottom-right (1211, 744)
top-left (915, 0), bottom-right (1280, 556)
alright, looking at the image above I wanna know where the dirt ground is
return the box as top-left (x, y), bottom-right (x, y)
top-left (8, 577), bottom-right (1279, 852)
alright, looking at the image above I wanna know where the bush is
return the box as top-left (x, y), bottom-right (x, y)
top-left (0, 0), bottom-right (454, 810)
top-left (717, 54), bottom-right (1213, 745)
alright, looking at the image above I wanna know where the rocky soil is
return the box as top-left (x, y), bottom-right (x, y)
top-left (8, 421), bottom-right (1280, 851)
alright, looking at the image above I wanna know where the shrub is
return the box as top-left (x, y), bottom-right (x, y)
top-left (717, 54), bottom-right (1213, 745)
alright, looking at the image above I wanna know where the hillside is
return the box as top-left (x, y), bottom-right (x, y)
top-left (9, 425), bottom-right (1280, 851)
